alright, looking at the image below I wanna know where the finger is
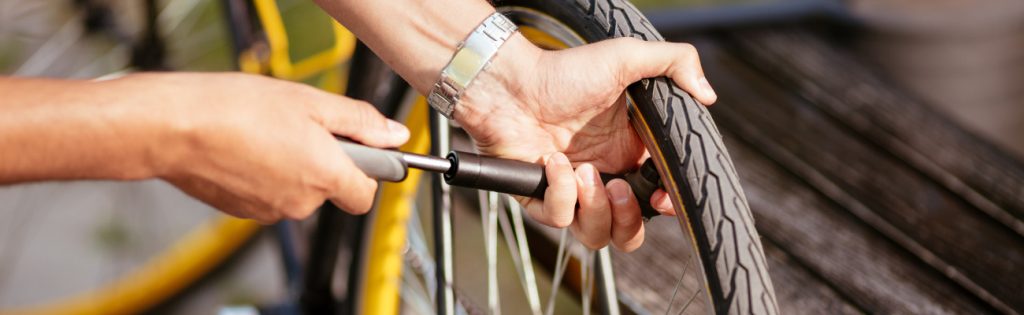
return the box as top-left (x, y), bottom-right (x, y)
top-left (539, 152), bottom-right (576, 228)
top-left (168, 176), bottom-right (281, 223)
top-left (606, 179), bottom-right (645, 252)
top-left (310, 98), bottom-right (409, 148)
top-left (516, 195), bottom-right (548, 228)
top-left (604, 37), bottom-right (717, 105)
top-left (572, 163), bottom-right (612, 249)
top-left (650, 189), bottom-right (676, 216)
top-left (322, 141), bottom-right (380, 214)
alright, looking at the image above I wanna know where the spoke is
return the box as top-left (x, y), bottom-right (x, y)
top-left (401, 263), bottom-right (435, 315)
top-left (504, 196), bottom-right (542, 315)
top-left (401, 256), bottom-right (433, 309)
top-left (581, 250), bottom-right (589, 315)
top-left (455, 299), bottom-right (471, 315)
top-left (15, 16), bottom-right (85, 76)
top-left (595, 248), bottom-right (621, 315)
top-left (70, 45), bottom-right (131, 78)
top-left (431, 112), bottom-right (455, 315)
top-left (158, 0), bottom-right (202, 34)
top-left (665, 255), bottom-right (694, 315)
top-left (479, 191), bottom-right (501, 314)
top-left (496, 199), bottom-right (523, 274)
top-left (407, 204), bottom-right (436, 301)
top-left (581, 250), bottom-right (594, 315)
top-left (676, 288), bottom-right (702, 315)
top-left (545, 229), bottom-right (572, 315)
top-left (155, 0), bottom-right (226, 71)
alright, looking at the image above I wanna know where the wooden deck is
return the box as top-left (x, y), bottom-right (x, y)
top-left (611, 27), bottom-right (1024, 314)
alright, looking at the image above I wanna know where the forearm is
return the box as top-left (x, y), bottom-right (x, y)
top-left (315, 0), bottom-right (494, 92)
top-left (314, 0), bottom-right (541, 136)
top-left (0, 76), bottom-right (168, 184)
top-left (319, 1), bottom-right (538, 93)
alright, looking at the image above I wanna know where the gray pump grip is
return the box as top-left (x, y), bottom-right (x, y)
top-left (338, 141), bottom-right (408, 182)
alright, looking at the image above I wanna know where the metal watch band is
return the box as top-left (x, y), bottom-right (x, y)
top-left (427, 12), bottom-right (518, 119)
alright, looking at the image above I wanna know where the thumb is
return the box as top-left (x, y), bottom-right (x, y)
top-left (602, 37), bottom-right (717, 106)
top-left (311, 98), bottom-right (410, 148)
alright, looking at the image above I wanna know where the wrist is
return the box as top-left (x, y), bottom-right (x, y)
top-left (105, 73), bottom-right (195, 179)
top-left (455, 34), bottom-right (542, 130)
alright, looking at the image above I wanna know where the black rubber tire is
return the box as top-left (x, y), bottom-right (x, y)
top-left (494, 0), bottom-right (779, 313)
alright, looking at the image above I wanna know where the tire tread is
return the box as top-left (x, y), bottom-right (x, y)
top-left (566, 1), bottom-right (779, 313)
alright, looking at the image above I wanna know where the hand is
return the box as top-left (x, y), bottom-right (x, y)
top-left (129, 73), bottom-right (408, 223)
top-left (457, 36), bottom-right (717, 251)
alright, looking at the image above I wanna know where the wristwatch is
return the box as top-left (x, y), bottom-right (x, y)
top-left (427, 12), bottom-right (518, 119)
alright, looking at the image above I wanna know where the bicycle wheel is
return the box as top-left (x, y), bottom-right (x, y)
top-left (494, 0), bottom-right (779, 313)
top-left (350, 2), bottom-right (774, 315)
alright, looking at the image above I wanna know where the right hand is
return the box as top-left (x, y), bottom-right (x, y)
top-left (457, 36), bottom-right (715, 251)
top-left (127, 72), bottom-right (409, 223)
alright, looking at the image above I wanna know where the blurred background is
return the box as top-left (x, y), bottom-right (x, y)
top-left (0, 0), bottom-right (1022, 314)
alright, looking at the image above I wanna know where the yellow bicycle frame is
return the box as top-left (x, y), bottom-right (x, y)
top-left (248, 1), bottom-right (422, 313)
top-left (247, 0), bottom-right (356, 91)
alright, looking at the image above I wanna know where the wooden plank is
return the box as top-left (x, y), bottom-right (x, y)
top-left (725, 131), bottom-right (994, 314)
top-left (688, 31), bottom-right (1023, 312)
top-left (724, 28), bottom-right (1024, 236)
top-left (611, 212), bottom-right (861, 315)
top-left (760, 242), bottom-right (861, 315)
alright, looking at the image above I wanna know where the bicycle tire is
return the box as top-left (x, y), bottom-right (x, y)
top-left (494, 0), bottom-right (779, 313)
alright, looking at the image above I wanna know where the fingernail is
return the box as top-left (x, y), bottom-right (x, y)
top-left (578, 164), bottom-right (596, 186)
top-left (698, 77), bottom-right (716, 100)
top-left (387, 120), bottom-right (409, 138)
top-left (608, 180), bottom-right (631, 205)
top-left (653, 191), bottom-right (670, 208)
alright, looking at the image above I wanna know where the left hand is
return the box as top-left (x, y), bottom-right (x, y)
top-left (456, 35), bottom-right (717, 252)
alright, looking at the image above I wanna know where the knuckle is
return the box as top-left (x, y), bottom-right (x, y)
top-left (614, 228), bottom-right (645, 252)
top-left (351, 197), bottom-right (375, 214)
top-left (353, 101), bottom-right (379, 121)
top-left (280, 196), bottom-right (322, 221)
top-left (580, 237), bottom-right (609, 250)
top-left (346, 105), bottom-right (373, 130)
top-left (549, 212), bottom-right (574, 228)
top-left (337, 182), bottom-right (376, 215)
top-left (677, 42), bottom-right (697, 55)
top-left (255, 212), bottom-right (282, 224)
top-left (348, 205), bottom-right (372, 215)
top-left (346, 182), bottom-right (376, 206)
